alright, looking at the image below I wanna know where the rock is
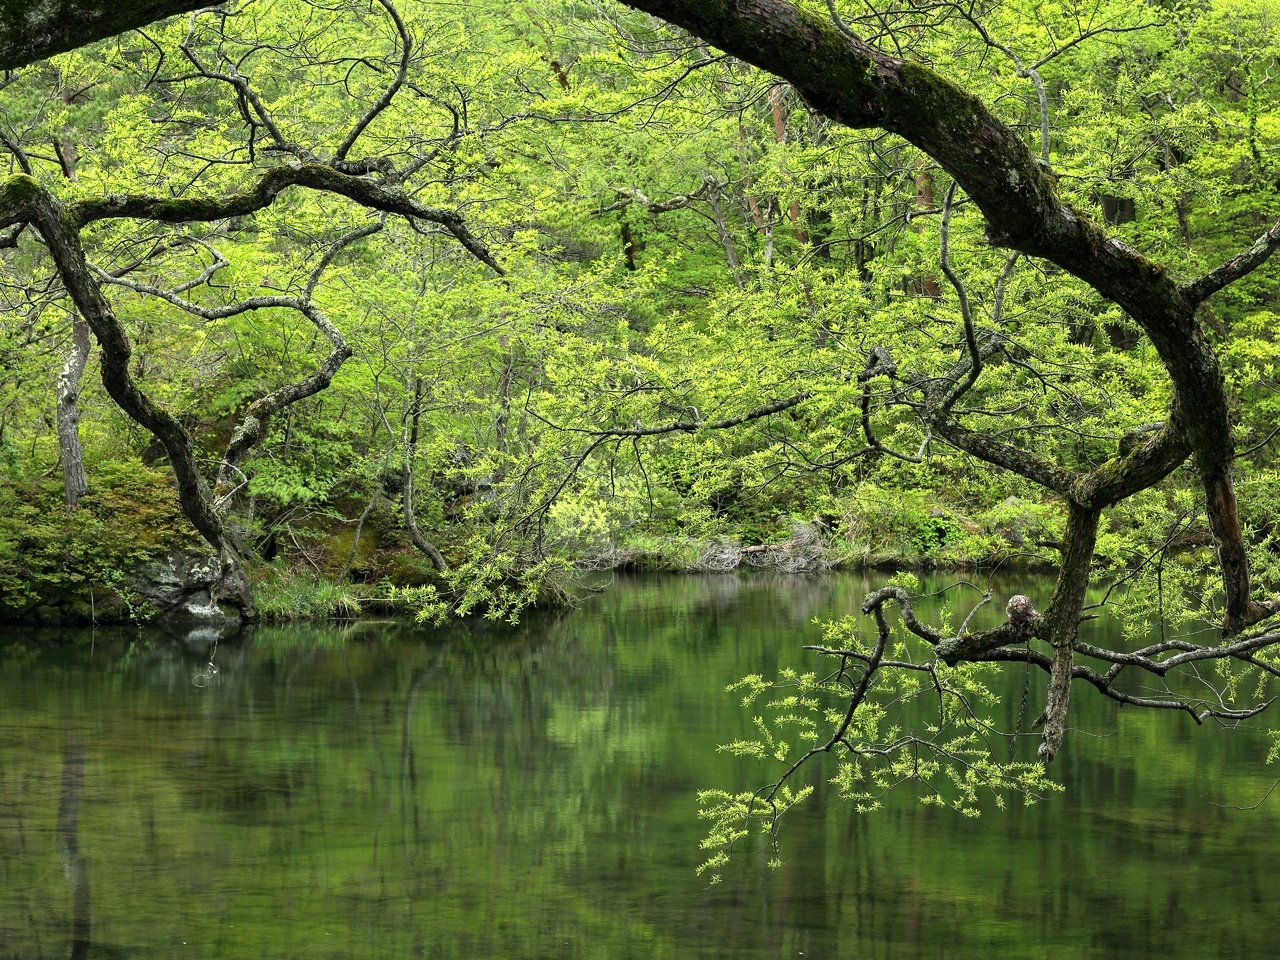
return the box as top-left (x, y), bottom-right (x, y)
top-left (130, 550), bottom-right (241, 624)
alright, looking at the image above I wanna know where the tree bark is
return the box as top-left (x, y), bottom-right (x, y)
top-left (1038, 504), bottom-right (1100, 761)
top-left (0, 0), bottom-right (217, 71)
top-left (404, 377), bottom-right (448, 573)
top-left (52, 69), bottom-right (90, 509)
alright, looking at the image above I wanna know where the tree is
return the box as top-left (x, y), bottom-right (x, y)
top-left (536, 0), bottom-right (1280, 871)
top-left (1, 0), bottom-right (504, 616)
top-left (3, 0), bottom-right (1280, 832)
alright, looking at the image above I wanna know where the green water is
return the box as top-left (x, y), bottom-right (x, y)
top-left (1, 573), bottom-right (1276, 959)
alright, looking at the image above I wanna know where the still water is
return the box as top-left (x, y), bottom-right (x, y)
top-left (0, 573), bottom-right (1276, 959)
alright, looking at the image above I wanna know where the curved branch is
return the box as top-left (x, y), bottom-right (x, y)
top-left (65, 161), bottom-right (504, 275)
top-left (93, 222), bottom-right (383, 499)
top-left (1, 173), bottom-right (253, 614)
top-left (936, 181), bottom-right (980, 414)
top-left (179, 11), bottom-right (291, 154)
top-left (333, 0), bottom-right (413, 162)
top-left (860, 586), bottom-right (944, 644)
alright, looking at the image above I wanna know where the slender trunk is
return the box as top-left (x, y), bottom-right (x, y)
top-left (705, 180), bottom-right (748, 288)
top-left (494, 336), bottom-right (513, 473)
top-left (56, 316), bottom-right (90, 508)
top-left (737, 115), bottom-right (766, 230)
top-left (1038, 503), bottom-right (1100, 761)
top-left (911, 160), bottom-right (940, 298)
top-left (53, 69), bottom-right (89, 509)
top-left (769, 84), bottom-right (808, 243)
top-left (403, 377), bottom-right (448, 573)
top-left (1204, 464), bottom-right (1266, 633)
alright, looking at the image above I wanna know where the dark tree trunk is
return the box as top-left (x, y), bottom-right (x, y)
top-left (1038, 504), bottom-right (1100, 760)
top-left (0, 0), bottom-right (217, 70)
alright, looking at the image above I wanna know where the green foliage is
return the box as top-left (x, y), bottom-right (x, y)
top-left (695, 614), bottom-right (1063, 879)
top-left (0, 463), bottom-right (198, 621)
top-left (4, 0), bottom-right (1273, 624)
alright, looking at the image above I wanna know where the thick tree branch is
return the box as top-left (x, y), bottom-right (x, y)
top-left (976, 646), bottom-right (1271, 723)
top-left (65, 162), bottom-right (504, 275)
top-left (0, 173), bottom-right (253, 614)
top-left (0, 0), bottom-right (218, 71)
top-left (1073, 414), bottom-right (1191, 510)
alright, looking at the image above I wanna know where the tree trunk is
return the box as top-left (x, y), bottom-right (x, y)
top-left (1038, 503), bottom-right (1100, 761)
top-left (705, 179), bottom-right (748, 288)
top-left (403, 377), bottom-right (448, 573)
top-left (910, 159), bottom-right (940, 297)
top-left (769, 84), bottom-right (808, 243)
top-left (52, 69), bottom-right (90, 509)
top-left (3, 174), bottom-right (255, 616)
top-left (0, 0), bottom-right (216, 70)
top-left (55, 316), bottom-right (90, 509)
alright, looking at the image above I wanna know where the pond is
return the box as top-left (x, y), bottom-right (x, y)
top-left (1, 572), bottom-right (1276, 959)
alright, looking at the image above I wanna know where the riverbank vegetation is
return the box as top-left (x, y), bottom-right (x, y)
top-left (4, 0), bottom-right (1280, 828)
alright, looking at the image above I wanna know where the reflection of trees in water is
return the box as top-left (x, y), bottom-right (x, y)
top-left (2, 575), bottom-right (1279, 959)
top-left (56, 742), bottom-right (90, 960)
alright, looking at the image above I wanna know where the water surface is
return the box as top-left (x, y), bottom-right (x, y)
top-left (1, 573), bottom-right (1275, 958)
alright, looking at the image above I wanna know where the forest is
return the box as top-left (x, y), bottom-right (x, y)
top-left (3, 0), bottom-right (1280, 839)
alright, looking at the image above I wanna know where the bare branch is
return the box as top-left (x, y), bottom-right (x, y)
top-left (937, 181), bottom-right (981, 413)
